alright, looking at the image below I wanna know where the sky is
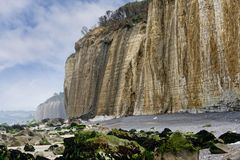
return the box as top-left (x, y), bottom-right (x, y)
top-left (0, 0), bottom-right (134, 111)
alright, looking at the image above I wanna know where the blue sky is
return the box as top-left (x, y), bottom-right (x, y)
top-left (0, 0), bottom-right (134, 111)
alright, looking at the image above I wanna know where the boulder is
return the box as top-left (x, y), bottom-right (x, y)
top-left (219, 132), bottom-right (240, 144)
top-left (15, 128), bottom-right (35, 137)
top-left (209, 143), bottom-right (229, 154)
top-left (0, 145), bottom-right (8, 159)
top-left (155, 132), bottom-right (198, 160)
top-left (108, 128), bottom-right (161, 150)
top-left (54, 157), bottom-right (65, 160)
top-left (48, 144), bottom-right (64, 155)
top-left (36, 155), bottom-right (50, 160)
top-left (191, 130), bottom-right (216, 148)
top-left (9, 149), bottom-right (35, 160)
top-left (24, 143), bottom-right (35, 152)
top-left (159, 128), bottom-right (173, 138)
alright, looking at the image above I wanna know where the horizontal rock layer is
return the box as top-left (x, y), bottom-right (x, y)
top-left (35, 93), bottom-right (66, 121)
top-left (64, 0), bottom-right (240, 119)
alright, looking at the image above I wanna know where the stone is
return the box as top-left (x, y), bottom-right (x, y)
top-left (54, 157), bottom-right (65, 160)
top-left (48, 144), bottom-right (64, 155)
top-left (155, 132), bottom-right (198, 160)
top-left (0, 145), bottom-right (8, 159)
top-left (108, 128), bottom-right (162, 151)
top-left (154, 150), bottom-right (199, 160)
top-left (64, 0), bottom-right (240, 119)
top-left (219, 132), bottom-right (240, 144)
top-left (191, 130), bottom-right (216, 148)
top-left (9, 149), bottom-right (35, 160)
top-left (159, 128), bottom-right (173, 138)
top-left (24, 143), bottom-right (35, 152)
top-left (35, 156), bottom-right (50, 160)
top-left (46, 118), bottom-right (64, 127)
top-left (209, 143), bottom-right (229, 154)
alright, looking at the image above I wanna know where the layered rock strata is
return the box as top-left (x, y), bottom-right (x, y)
top-left (65, 0), bottom-right (240, 119)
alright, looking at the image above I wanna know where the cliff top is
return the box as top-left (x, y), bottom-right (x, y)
top-left (98, 0), bottom-right (149, 29)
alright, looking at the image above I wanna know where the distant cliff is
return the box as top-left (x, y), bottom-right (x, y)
top-left (35, 93), bottom-right (66, 121)
top-left (64, 0), bottom-right (240, 119)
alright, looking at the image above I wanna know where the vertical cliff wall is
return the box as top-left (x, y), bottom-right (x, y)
top-left (35, 93), bottom-right (67, 121)
top-left (143, 0), bottom-right (240, 113)
top-left (65, 0), bottom-right (240, 119)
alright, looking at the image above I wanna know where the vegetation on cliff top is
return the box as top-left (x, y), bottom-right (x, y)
top-left (98, 0), bottom-right (149, 30)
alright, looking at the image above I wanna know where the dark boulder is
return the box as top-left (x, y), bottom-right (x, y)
top-left (36, 156), bottom-right (50, 160)
top-left (24, 143), bottom-right (35, 152)
top-left (191, 130), bottom-right (216, 148)
top-left (0, 145), bottom-right (8, 159)
top-left (54, 156), bottom-right (65, 160)
top-left (219, 132), bottom-right (240, 144)
top-left (9, 149), bottom-right (35, 160)
top-left (159, 128), bottom-right (173, 138)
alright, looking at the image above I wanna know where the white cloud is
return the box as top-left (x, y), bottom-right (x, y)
top-left (0, 0), bottom-right (126, 72)
top-left (0, 0), bottom-right (31, 17)
top-left (0, 0), bottom-right (133, 111)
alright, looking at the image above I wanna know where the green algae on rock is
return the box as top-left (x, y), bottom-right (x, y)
top-left (63, 130), bottom-right (145, 160)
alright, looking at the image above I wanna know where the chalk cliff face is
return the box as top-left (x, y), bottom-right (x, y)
top-left (35, 93), bottom-right (67, 121)
top-left (65, 0), bottom-right (240, 119)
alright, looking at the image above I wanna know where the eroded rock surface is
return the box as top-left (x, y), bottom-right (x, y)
top-left (65, 0), bottom-right (240, 119)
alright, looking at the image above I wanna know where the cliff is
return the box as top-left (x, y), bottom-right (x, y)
top-left (35, 93), bottom-right (67, 121)
top-left (65, 0), bottom-right (240, 119)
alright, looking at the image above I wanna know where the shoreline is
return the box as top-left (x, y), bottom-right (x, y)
top-left (94, 112), bottom-right (240, 137)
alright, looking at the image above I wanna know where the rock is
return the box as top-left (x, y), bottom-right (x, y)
top-left (159, 128), bottom-right (173, 138)
top-left (35, 93), bottom-right (66, 121)
top-left (163, 132), bottom-right (197, 153)
top-left (46, 118), bottom-right (64, 127)
top-left (64, 0), bottom-right (240, 119)
top-left (219, 132), bottom-right (240, 144)
top-left (69, 122), bottom-right (86, 130)
top-left (108, 128), bottom-right (133, 140)
top-left (63, 130), bottom-right (145, 159)
top-left (36, 155), bottom-right (50, 160)
top-left (24, 143), bottom-right (35, 152)
top-left (155, 132), bottom-right (199, 160)
top-left (209, 143), bottom-right (229, 154)
top-left (54, 157), bottom-right (65, 160)
top-left (9, 149), bottom-right (35, 160)
top-left (0, 145), bottom-right (8, 159)
top-left (154, 150), bottom-right (199, 160)
top-left (15, 128), bottom-right (35, 137)
top-left (48, 144), bottom-right (64, 155)
top-left (191, 130), bottom-right (216, 148)
top-left (109, 128), bottom-right (162, 151)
